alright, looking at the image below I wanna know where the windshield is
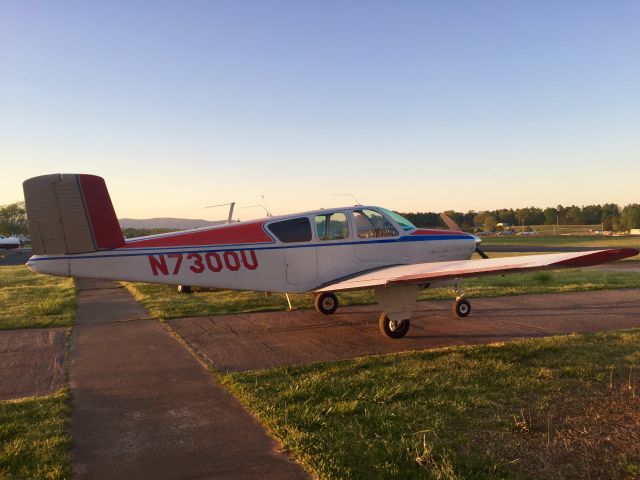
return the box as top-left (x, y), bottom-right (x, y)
top-left (379, 208), bottom-right (416, 231)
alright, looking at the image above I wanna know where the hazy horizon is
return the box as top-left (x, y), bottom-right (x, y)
top-left (2, 1), bottom-right (639, 220)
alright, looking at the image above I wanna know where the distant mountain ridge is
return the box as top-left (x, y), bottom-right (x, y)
top-left (119, 218), bottom-right (225, 230)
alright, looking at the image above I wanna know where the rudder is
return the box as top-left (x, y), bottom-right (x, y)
top-left (23, 174), bottom-right (125, 255)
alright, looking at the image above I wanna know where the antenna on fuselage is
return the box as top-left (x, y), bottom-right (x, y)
top-left (238, 204), bottom-right (272, 217)
top-left (201, 202), bottom-right (236, 223)
top-left (333, 193), bottom-right (362, 205)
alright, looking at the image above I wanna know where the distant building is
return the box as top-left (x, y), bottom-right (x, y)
top-left (630, 229), bottom-right (640, 236)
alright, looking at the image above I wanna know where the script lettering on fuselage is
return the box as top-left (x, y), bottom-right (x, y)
top-left (147, 250), bottom-right (259, 276)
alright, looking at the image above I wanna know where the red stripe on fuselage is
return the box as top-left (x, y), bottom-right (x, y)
top-left (125, 222), bottom-right (273, 248)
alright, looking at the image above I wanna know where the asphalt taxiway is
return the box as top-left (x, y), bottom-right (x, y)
top-left (171, 288), bottom-right (640, 372)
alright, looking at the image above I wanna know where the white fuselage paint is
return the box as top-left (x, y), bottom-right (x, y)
top-left (27, 234), bottom-right (476, 293)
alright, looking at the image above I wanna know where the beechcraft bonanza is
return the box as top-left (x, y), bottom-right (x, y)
top-left (23, 174), bottom-right (639, 338)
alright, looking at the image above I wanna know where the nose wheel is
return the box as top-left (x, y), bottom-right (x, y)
top-left (453, 296), bottom-right (471, 317)
top-left (379, 313), bottom-right (411, 339)
top-left (315, 292), bottom-right (339, 315)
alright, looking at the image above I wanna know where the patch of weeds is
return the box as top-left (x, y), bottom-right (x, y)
top-left (618, 453), bottom-right (640, 476)
top-left (532, 272), bottom-right (552, 283)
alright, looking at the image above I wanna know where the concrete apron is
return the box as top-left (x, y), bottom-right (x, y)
top-left (0, 327), bottom-right (66, 400)
top-left (70, 278), bottom-right (309, 480)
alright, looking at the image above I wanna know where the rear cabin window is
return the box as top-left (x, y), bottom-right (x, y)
top-left (314, 212), bottom-right (349, 241)
top-left (352, 209), bottom-right (398, 239)
top-left (268, 217), bottom-right (312, 243)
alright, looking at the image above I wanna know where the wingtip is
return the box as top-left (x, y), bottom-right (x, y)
top-left (556, 248), bottom-right (639, 268)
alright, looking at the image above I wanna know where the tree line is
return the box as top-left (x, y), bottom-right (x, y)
top-left (401, 204), bottom-right (640, 231)
top-left (0, 202), bottom-right (27, 236)
top-left (2, 201), bottom-right (640, 237)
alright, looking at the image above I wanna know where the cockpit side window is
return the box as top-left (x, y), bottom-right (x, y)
top-left (352, 209), bottom-right (398, 239)
top-left (267, 217), bottom-right (312, 243)
top-left (314, 212), bottom-right (349, 241)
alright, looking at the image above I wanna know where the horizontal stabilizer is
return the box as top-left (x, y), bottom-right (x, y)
top-left (23, 174), bottom-right (125, 255)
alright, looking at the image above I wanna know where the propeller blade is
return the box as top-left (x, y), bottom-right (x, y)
top-left (440, 212), bottom-right (462, 231)
top-left (441, 212), bottom-right (490, 259)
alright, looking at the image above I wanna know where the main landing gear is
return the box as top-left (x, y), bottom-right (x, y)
top-left (453, 296), bottom-right (471, 317)
top-left (315, 292), bottom-right (339, 315)
top-left (314, 290), bottom-right (413, 338)
top-left (452, 284), bottom-right (471, 317)
top-left (314, 285), bottom-right (473, 340)
top-left (379, 314), bottom-right (410, 338)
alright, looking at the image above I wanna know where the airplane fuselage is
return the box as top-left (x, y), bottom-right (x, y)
top-left (28, 206), bottom-right (477, 293)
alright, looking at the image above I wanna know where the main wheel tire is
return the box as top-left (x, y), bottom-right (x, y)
top-left (379, 313), bottom-right (410, 339)
top-left (177, 285), bottom-right (192, 294)
top-left (453, 297), bottom-right (471, 317)
top-left (315, 292), bottom-right (339, 315)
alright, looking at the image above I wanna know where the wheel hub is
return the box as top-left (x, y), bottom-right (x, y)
top-left (390, 320), bottom-right (403, 331)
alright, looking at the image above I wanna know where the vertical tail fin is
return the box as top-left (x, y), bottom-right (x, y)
top-left (23, 174), bottom-right (125, 255)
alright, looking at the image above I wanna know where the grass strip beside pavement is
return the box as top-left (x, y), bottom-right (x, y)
top-left (221, 330), bottom-right (640, 480)
top-left (124, 268), bottom-right (640, 320)
top-left (0, 390), bottom-right (71, 480)
top-left (0, 266), bottom-right (76, 330)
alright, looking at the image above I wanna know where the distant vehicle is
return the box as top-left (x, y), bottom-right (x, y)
top-left (517, 231), bottom-right (538, 236)
top-left (22, 174), bottom-right (639, 339)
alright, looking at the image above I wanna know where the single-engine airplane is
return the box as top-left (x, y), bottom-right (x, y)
top-left (23, 174), bottom-right (639, 338)
top-left (0, 234), bottom-right (22, 252)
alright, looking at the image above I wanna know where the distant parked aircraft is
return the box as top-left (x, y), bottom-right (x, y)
top-left (0, 234), bottom-right (21, 253)
top-left (23, 174), bottom-right (639, 338)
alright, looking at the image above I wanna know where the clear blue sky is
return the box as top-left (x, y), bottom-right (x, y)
top-left (2, 1), bottom-right (639, 220)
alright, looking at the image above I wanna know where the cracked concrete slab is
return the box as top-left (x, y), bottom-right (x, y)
top-left (0, 327), bottom-right (66, 399)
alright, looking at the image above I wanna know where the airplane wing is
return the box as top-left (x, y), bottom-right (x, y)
top-left (315, 248), bottom-right (638, 292)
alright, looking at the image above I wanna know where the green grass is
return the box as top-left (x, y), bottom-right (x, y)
top-left (0, 390), bottom-right (71, 480)
top-left (124, 268), bottom-right (640, 320)
top-left (0, 266), bottom-right (76, 330)
top-left (221, 330), bottom-right (640, 480)
top-left (481, 235), bottom-right (640, 248)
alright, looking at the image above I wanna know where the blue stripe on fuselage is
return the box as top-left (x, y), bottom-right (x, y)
top-left (28, 234), bottom-right (474, 262)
